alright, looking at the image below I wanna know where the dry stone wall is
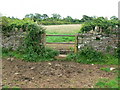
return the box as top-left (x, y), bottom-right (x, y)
top-left (2, 30), bottom-right (118, 54)
top-left (2, 30), bottom-right (45, 50)
top-left (78, 33), bottom-right (118, 53)
top-left (2, 29), bottom-right (25, 50)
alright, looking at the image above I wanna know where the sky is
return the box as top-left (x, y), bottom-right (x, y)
top-left (0, 0), bottom-right (119, 19)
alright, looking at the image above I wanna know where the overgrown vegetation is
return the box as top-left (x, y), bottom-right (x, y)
top-left (66, 46), bottom-right (118, 64)
top-left (21, 24), bottom-right (59, 61)
top-left (2, 16), bottom-right (35, 34)
top-left (2, 47), bottom-right (59, 62)
top-left (80, 17), bottom-right (118, 34)
top-left (2, 17), bottom-right (59, 62)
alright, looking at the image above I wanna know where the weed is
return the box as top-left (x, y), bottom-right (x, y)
top-left (100, 67), bottom-right (111, 72)
top-left (95, 77), bottom-right (119, 88)
top-left (106, 46), bottom-right (113, 53)
top-left (104, 54), bottom-right (118, 65)
top-left (2, 85), bottom-right (20, 90)
top-left (67, 46), bottom-right (118, 65)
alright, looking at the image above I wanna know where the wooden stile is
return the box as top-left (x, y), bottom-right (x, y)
top-left (44, 34), bottom-right (79, 53)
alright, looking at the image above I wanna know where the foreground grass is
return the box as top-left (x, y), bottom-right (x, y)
top-left (2, 47), bottom-right (59, 62)
top-left (95, 77), bottom-right (119, 88)
top-left (95, 66), bottom-right (119, 88)
top-left (2, 47), bottom-right (118, 65)
top-left (2, 86), bottom-right (20, 89)
top-left (66, 47), bottom-right (118, 65)
top-left (67, 54), bottom-right (118, 65)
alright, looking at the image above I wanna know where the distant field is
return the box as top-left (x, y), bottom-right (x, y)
top-left (42, 24), bottom-right (81, 43)
top-left (43, 24), bottom-right (81, 34)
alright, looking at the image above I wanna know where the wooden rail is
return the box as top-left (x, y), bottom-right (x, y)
top-left (46, 35), bottom-right (75, 37)
top-left (46, 42), bottom-right (75, 44)
top-left (46, 34), bottom-right (85, 37)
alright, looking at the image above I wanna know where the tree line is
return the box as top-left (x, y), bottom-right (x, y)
top-left (24, 13), bottom-right (82, 25)
top-left (24, 13), bottom-right (118, 25)
top-left (1, 13), bottom-right (119, 34)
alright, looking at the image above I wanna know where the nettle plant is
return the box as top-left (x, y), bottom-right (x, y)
top-left (22, 24), bottom-right (59, 61)
top-left (23, 24), bottom-right (45, 61)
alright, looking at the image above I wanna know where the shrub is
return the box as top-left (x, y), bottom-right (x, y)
top-left (80, 23), bottom-right (93, 33)
top-left (80, 17), bottom-right (118, 34)
top-left (2, 47), bottom-right (13, 57)
top-left (44, 48), bottom-right (59, 59)
top-left (2, 16), bottom-right (35, 34)
top-left (21, 24), bottom-right (59, 61)
top-left (67, 47), bottom-right (105, 64)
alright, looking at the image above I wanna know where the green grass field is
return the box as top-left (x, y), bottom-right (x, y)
top-left (43, 24), bottom-right (81, 42)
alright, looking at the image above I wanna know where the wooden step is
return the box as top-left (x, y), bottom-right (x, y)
top-left (59, 50), bottom-right (74, 54)
top-left (55, 54), bottom-right (67, 59)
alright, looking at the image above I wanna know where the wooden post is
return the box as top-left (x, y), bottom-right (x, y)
top-left (42, 33), bottom-right (46, 46)
top-left (74, 34), bottom-right (78, 53)
top-left (81, 35), bottom-right (84, 44)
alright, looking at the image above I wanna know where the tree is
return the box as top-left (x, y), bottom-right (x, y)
top-left (25, 13), bottom-right (34, 21)
top-left (64, 16), bottom-right (73, 22)
top-left (110, 16), bottom-right (118, 20)
top-left (35, 13), bottom-right (42, 20)
top-left (81, 15), bottom-right (93, 22)
top-left (42, 14), bottom-right (49, 20)
top-left (52, 13), bottom-right (61, 19)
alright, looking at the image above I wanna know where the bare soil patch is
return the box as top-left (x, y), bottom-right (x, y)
top-left (2, 58), bottom-right (117, 88)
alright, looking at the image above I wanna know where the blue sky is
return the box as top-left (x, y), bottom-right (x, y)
top-left (0, 0), bottom-right (119, 19)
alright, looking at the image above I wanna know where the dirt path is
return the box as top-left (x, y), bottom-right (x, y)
top-left (46, 44), bottom-right (74, 50)
top-left (46, 44), bottom-right (74, 54)
top-left (2, 58), bottom-right (117, 88)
